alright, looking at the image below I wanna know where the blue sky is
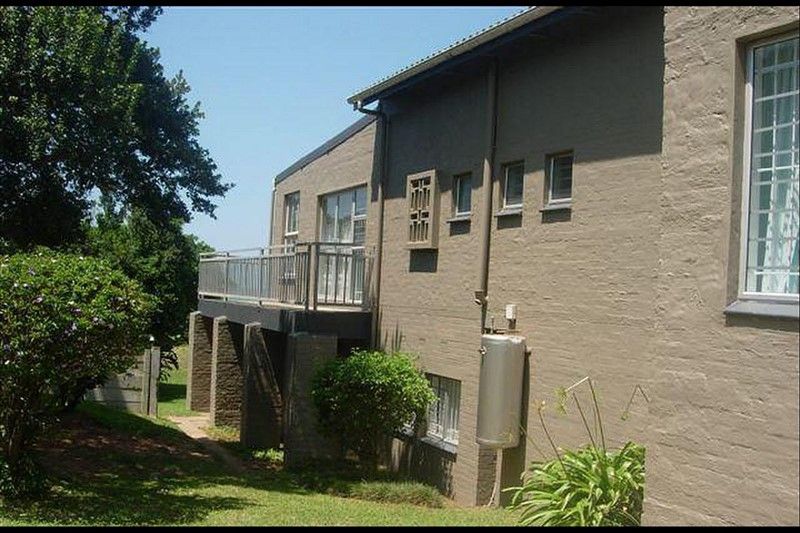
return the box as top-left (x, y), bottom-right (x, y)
top-left (144, 6), bottom-right (521, 250)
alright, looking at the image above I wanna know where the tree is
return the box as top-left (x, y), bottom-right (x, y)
top-left (84, 203), bottom-right (213, 367)
top-left (0, 6), bottom-right (232, 250)
top-left (311, 350), bottom-right (436, 472)
top-left (0, 251), bottom-right (153, 496)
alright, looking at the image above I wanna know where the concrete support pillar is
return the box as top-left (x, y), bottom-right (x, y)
top-left (241, 322), bottom-right (283, 449)
top-left (186, 311), bottom-right (213, 412)
top-left (210, 316), bottom-right (244, 429)
top-left (283, 332), bottom-right (339, 468)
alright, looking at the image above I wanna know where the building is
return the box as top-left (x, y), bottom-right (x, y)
top-left (188, 6), bottom-right (799, 525)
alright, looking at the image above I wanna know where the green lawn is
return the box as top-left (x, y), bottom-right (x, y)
top-left (0, 353), bottom-right (518, 526)
top-left (157, 344), bottom-right (198, 418)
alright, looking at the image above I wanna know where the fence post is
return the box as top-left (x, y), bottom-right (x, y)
top-left (224, 252), bottom-right (230, 301)
top-left (141, 348), bottom-right (151, 414)
top-left (258, 249), bottom-right (264, 306)
top-left (149, 346), bottom-right (160, 416)
top-left (304, 244), bottom-right (312, 311)
top-left (313, 243), bottom-right (320, 311)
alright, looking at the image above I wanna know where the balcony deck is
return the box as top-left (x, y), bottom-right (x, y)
top-left (197, 243), bottom-right (374, 338)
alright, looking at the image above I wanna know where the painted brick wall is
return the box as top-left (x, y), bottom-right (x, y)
top-left (644, 6), bottom-right (799, 525)
top-left (271, 121), bottom-right (378, 251)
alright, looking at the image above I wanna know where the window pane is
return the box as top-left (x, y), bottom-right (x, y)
top-left (322, 195), bottom-right (337, 241)
top-left (455, 174), bottom-right (471, 215)
top-left (745, 36), bottom-right (800, 295)
top-left (504, 164), bottom-right (524, 207)
top-left (355, 186), bottom-right (367, 216)
top-left (550, 154), bottom-right (574, 201)
top-left (426, 374), bottom-right (460, 445)
top-left (353, 219), bottom-right (366, 246)
top-left (285, 193), bottom-right (299, 234)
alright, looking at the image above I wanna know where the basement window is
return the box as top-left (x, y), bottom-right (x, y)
top-left (425, 374), bottom-right (460, 448)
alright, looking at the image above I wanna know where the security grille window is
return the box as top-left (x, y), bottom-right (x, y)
top-left (426, 374), bottom-right (460, 446)
top-left (407, 169), bottom-right (440, 248)
top-left (743, 35), bottom-right (799, 296)
top-left (503, 162), bottom-right (524, 209)
top-left (547, 153), bottom-right (574, 205)
top-left (284, 192), bottom-right (299, 247)
top-left (453, 173), bottom-right (472, 217)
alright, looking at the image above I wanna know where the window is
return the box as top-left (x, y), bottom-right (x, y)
top-left (503, 162), bottom-right (524, 209)
top-left (741, 35), bottom-right (799, 297)
top-left (320, 185), bottom-right (367, 246)
top-left (453, 173), bottom-right (472, 217)
top-left (284, 192), bottom-right (299, 247)
top-left (318, 185), bottom-right (368, 303)
top-left (546, 152), bottom-right (574, 205)
top-left (407, 169), bottom-right (440, 249)
top-left (426, 374), bottom-right (460, 446)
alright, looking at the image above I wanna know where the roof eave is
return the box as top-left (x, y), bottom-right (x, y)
top-left (346, 5), bottom-right (563, 107)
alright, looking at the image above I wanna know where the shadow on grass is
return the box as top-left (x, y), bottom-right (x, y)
top-left (1, 403), bottom-right (311, 526)
top-left (158, 382), bottom-right (187, 404)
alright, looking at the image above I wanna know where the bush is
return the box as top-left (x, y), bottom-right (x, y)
top-left (0, 250), bottom-right (153, 496)
top-left (507, 442), bottom-right (645, 526)
top-left (311, 350), bottom-right (435, 471)
top-left (506, 378), bottom-right (647, 526)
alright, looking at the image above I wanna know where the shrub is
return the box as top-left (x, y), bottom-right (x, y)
top-left (311, 350), bottom-right (435, 471)
top-left (0, 250), bottom-right (152, 496)
top-left (506, 378), bottom-right (647, 526)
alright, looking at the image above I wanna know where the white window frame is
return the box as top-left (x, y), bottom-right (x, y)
top-left (283, 191), bottom-right (299, 247)
top-left (426, 374), bottom-right (460, 446)
top-left (737, 31), bottom-right (800, 303)
top-left (453, 173), bottom-right (472, 217)
top-left (502, 162), bottom-right (524, 209)
top-left (546, 152), bottom-right (574, 206)
top-left (318, 184), bottom-right (367, 248)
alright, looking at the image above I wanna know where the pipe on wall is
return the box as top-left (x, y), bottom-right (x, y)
top-left (477, 59), bottom-right (499, 333)
top-left (354, 101), bottom-right (389, 348)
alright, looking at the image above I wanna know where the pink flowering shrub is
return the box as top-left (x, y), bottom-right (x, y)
top-left (0, 250), bottom-right (152, 496)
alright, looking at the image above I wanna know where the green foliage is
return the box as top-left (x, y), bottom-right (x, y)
top-left (311, 350), bottom-right (435, 470)
top-left (0, 250), bottom-right (153, 496)
top-left (0, 6), bottom-right (232, 250)
top-left (507, 442), bottom-right (645, 526)
top-left (506, 378), bottom-right (646, 526)
top-left (85, 206), bottom-right (213, 354)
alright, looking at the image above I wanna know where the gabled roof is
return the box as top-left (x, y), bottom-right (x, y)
top-left (347, 5), bottom-right (564, 107)
top-left (274, 114), bottom-right (377, 185)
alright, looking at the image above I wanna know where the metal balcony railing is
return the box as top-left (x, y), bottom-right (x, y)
top-left (198, 242), bottom-right (374, 311)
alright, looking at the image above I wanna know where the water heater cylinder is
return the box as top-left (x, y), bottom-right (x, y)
top-left (476, 334), bottom-right (526, 448)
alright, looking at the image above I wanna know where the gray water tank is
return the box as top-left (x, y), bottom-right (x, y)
top-left (476, 334), bottom-right (526, 448)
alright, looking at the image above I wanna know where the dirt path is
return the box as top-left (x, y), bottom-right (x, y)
top-left (168, 415), bottom-right (247, 475)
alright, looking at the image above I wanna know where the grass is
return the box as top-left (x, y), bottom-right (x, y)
top-left (0, 380), bottom-right (517, 525)
top-left (157, 344), bottom-right (199, 418)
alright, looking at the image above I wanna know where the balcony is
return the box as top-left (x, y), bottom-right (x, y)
top-left (198, 242), bottom-right (374, 312)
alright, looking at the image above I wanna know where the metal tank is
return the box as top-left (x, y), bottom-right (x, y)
top-left (476, 334), bottom-right (526, 448)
